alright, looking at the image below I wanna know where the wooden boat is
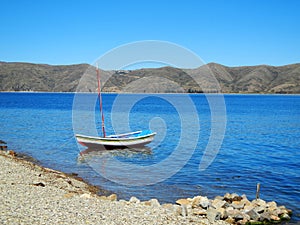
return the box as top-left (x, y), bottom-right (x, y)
top-left (75, 66), bottom-right (156, 149)
top-left (76, 130), bottom-right (156, 149)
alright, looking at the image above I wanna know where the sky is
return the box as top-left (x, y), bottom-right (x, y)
top-left (1, 0), bottom-right (300, 67)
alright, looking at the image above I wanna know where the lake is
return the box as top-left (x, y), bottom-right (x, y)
top-left (0, 92), bottom-right (299, 223)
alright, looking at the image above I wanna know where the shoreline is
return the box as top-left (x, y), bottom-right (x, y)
top-left (0, 149), bottom-right (227, 225)
top-left (1, 91), bottom-right (300, 96)
top-left (1, 149), bottom-right (110, 196)
top-left (0, 149), bottom-right (293, 224)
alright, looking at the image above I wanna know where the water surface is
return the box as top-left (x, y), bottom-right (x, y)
top-left (0, 93), bottom-right (299, 222)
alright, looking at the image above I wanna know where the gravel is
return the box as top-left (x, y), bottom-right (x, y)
top-left (0, 151), bottom-right (229, 225)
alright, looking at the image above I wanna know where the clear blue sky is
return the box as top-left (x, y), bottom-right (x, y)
top-left (1, 0), bottom-right (299, 67)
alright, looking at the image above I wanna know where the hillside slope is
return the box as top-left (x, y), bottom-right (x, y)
top-left (0, 61), bottom-right (299, 93)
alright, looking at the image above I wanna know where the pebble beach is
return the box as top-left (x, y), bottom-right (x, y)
top-left (0, 150), bottom-right (293, 225)
top-left (0, 150), bottom-right (229, 225)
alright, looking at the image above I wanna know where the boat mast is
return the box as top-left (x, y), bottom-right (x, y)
top-left (96, 64), bottom-right (106, 137)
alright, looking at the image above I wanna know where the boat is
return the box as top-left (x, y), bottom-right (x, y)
top-left (76, 130), bottom-right (156, 149)
top-left (75, 66), bottom-right (156, 150)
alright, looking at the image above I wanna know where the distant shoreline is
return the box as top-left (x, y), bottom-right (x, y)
top-left (1, 91), bottom-right (300, 96)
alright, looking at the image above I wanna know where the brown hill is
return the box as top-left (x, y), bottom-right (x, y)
top-left (0, 61), bottom-right (299, 93)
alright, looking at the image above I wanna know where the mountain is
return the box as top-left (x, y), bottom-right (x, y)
top-left (204, 63), bottom-right (300, 94)
top-left (0, 62), bottom-right (89, 92)
top-left (0, 61), bottom-right (299, 93)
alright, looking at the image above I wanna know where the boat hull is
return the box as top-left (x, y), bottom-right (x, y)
top-left (75, 130), bottom-right (156, 150)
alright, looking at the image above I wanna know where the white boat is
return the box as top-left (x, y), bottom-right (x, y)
top-left (76, 130), bottom-right (156, 149)
top-left (75, 66), bottom-right (156, 150)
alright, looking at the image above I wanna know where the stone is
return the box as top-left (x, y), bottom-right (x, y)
top-left (99, 195), bottom-right (108, 200)
top-left (287, 208), bottom-right (293, 215)
top-left (118, 199), bottom-right (127, 204)
top-left (231, 193), bottom-right (240, 199)
top-left (224, 193), bottom-right (232, 199)
top-left (278, 205), bottom-right (289, 215)
top-left (266, 201), bottom-right (277, 208)
top-left (217, 207), bottom-right (227, 219)
top-left (80, 193), bottom-right (92, 199)
top-left (207, 207), bottom-right (221, 222)
top-left (259, 211), bottom-right (271, 222)
top-left (212, 198), bottom-right (227, 209)
top-left (143, 201), bottom-right (151, 206)
top-left (270, 214), bottom-right (280, 221)
top-left (148, 198), bottom-right (160, 207)
top-left (162, 203), bottom-right (173, 211)
top-left (281, 213), bottom-right (291, 220)
top-left (215, 195), bottom-right (224, 200)
top-left (176, 198), bottom-right (190, 206)
top-left (241, 195), bottom-right (251, 206)
top-left (181, 204), bottom-right (188, 217)
top-left (33, 182), bottom-right (45, 187)
top-left (231, 200), bottom-right (245, 209)
top-left (199, 196), bottom-right (210, 209)
top-left (172, 204), bottom-right (182, 216)
top-left (225, 206), bottom-right (235, 217)
top-left (191, 196), bottom-right (201, 208)
top-left (107, 193), bottom-right (117, 201)
top-left (252, 199), bottom-right (266, 207)
top-left (8, 150), bottom-right (17, 157)
top-left (246, 209), bottom-right (260, 221)
top-left (63, 192), bottom-right (76, 198)
top-left (224, 193), bottom-right (240, 203)
top-left (232, 196), bottom-right (243, 202)
top-left (254, 206), bottom-right (265, 213)
top-left (243, 204), bottom-right (254, 213)
top-left (129, 196), bottom-right (140, 204)
top-left (192, 208), bottom-right (207, 216)
top-left (268, 207), bottom-right (281, 217)
top-left (243, 213), bottom-right (250, 221)
top-left (233, 211), bottom-right (244, 221)
top-left (187, 204), bottom-right (193, 215)
top-left (241, 194), bottom-right (248, 200)
top-left (225, 217), bottom-right (235, 224)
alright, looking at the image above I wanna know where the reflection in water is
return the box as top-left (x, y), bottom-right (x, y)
top-left (77, 146), bottom-right (153, 163)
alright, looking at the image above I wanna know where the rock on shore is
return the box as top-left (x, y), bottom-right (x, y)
top-left (0, 150), bottom-right (292, 225)
top-left (174, 193), bottom-right (292, 224)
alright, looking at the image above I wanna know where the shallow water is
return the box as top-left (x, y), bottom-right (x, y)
top-left (0, 93), bottom-right (299, 222)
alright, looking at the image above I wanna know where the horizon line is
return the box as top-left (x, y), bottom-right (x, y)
top-left (1, 60), bottom-right (300, 69)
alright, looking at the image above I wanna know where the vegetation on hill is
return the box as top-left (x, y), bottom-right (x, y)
top-left (0, 61), bottom-right (299, 93)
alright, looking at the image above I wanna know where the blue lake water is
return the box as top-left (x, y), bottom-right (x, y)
top-left (0, 92), bottom-right (299, 223)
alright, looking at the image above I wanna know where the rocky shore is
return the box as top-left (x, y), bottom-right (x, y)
top-left (0, 150), bottom-right (292, 225)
